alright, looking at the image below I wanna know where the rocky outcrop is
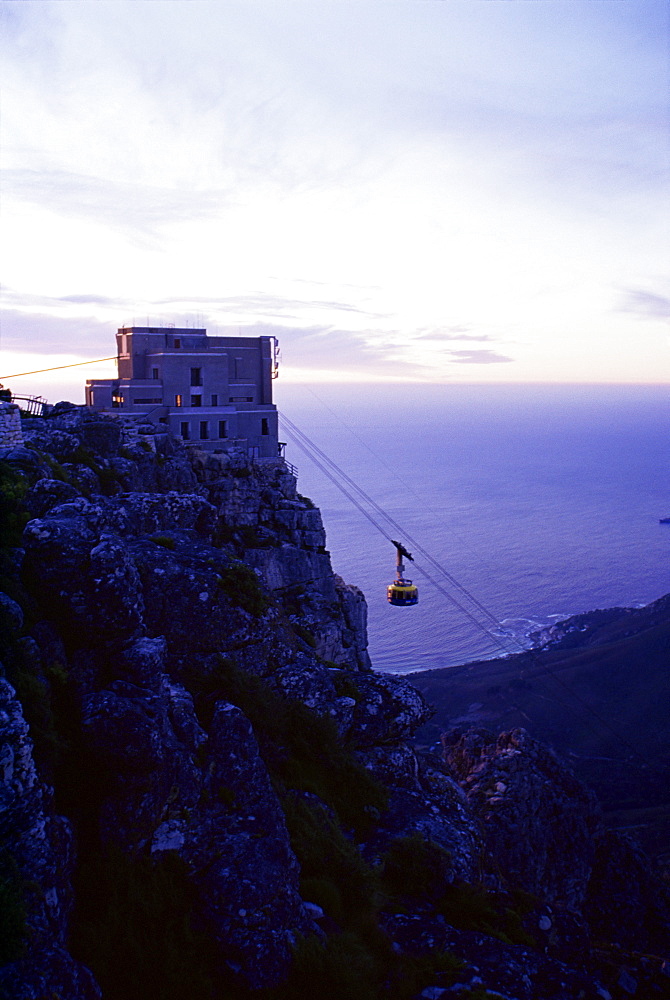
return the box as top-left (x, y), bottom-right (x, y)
top-left (0, 679), bottom-right (100, 1000)
top-left (1, 406), bottom-right (668, 1000)
top-left (443, 727), bottom-right (600, 909)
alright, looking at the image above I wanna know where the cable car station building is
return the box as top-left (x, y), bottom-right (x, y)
top-left (86, 326), bottom-right (279, 457)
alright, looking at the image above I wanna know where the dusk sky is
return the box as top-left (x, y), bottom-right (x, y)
top-left (1, 0), bottom-right (668, 401)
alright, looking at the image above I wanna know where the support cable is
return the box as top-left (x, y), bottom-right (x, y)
top-left (283, 413), bottom-right (503, 629)
top-left (0, 357), bottom-right (116, 380)
top-left (281, 410), bottom-right (645, 761)
top-left (281, 413), bottom-right (518, 657)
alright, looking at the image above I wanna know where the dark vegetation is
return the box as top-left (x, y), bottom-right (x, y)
top-left (64, 657), bottom-right (476, 1000)
top-left (0, 462), bottom-right (28, 600)
top-left (4, 424), bottom-right (668, 999)
top-left (71, 849), bottom-right (219, 1000)
top-left (217, 561), bottom-right (270, 617)
top-left (0, 850), bottom-right (27, 965)
top-left (185, 657), bottom-right (387, 834)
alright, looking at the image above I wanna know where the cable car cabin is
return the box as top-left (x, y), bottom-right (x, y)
top-left (388, 540), bottom-right (419, 606)
top-left (387, 579), bottom-right (418, 606)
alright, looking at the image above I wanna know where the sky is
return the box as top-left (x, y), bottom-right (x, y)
top-left (0, 0), bottom-right (668, 402)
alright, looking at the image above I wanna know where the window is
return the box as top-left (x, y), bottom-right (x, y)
top-left (180, 422), bottom-right (190, 440)
top-left (152, 367), bottom-right (159, 380)
top-left (190, 367), bottom-right (202, 387)
top-left (229, 396), bottom-right (253, 402)
top-left (191, 394), bottom-right (202, 407)
top-left (199, 421), bottom-right (208, 440)
top-left (175, 394), bottom-right (183, 407)
top-left (210, 394), bottom-right (218, 406)
top-left (174, 339), bottom-right (181, 349)
top-left (218, 420), bottom-right (227, 439)
top-left (261, 418), bottom-right (269, 436)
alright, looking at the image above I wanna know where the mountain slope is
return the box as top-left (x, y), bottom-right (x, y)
top-left (1, 402), bottom-right (669, 1000)
top-left (412, 595), bottom-right (670, 864)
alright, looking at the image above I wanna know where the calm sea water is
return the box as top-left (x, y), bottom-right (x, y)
top-left (274, 383), bottom-right (670, 675)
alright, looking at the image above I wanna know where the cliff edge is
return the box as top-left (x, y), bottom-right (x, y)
top-left (1, 405), bottom-right (668, 1000)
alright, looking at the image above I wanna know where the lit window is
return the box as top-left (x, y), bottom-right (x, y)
top-left (175, 394), bottom-right (183, 407)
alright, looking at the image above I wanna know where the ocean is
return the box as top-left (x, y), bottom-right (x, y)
top-left (274, 382), bottom-right (669, 676)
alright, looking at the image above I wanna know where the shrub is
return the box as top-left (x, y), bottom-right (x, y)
top-left (39, 451), bottom-right (72, 483)
top-left (275, 932), bottom-right (379, 1000)
top-left (0, 461), bottom-right (28, 548)
top-left (292, 623), bottom-right (317, 648)
top-left (0, 850), bottom-right (27, 964)
top-left (70, 848), bottom-right (220, 1000)
top-left (283, 794), bottom-right (376, 927)
top-left (380, 832), bottom-right (453, 901)
top-left (4, 642), bottom-right (73, 780)
top-left (217, 562), bottom-right (269, 617)
top-left (68, 445), bottom-right (120, 496)
top-left (187, 659), bottom-right (387, 834)
top-left (331, 672), bottom-right (362, 702)
top-left (271, 928), bottom-right (462, 1000)
top-left (436, 882), bottom-right (535, 946)
top-left (149, 534), bottom-right (177, 550)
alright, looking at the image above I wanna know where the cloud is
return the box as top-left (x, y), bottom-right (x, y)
top-left (58, 294), bottom-right (125, 306)
top-left (2, 169), bottom-right (226, 241)
top-left (0, 295), bottom-right (516, 382)
top-left (253, 324), bottom-right (409, 374)
top-left (618, 289), bottom-right (670, 320)
top-left (0, 309), bottom-right (112, 356)
top-left (446, 350), bottom-right (514, 365)
top-left (413, 327), bottom-right (494, 342)
top-left (253, 325), bottom-right (515, 374)
top-left (157, 293), bottom-right (380, 322)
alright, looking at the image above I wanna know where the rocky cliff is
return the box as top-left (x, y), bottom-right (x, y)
top-left (1, 406), bottom-right (669, 1000)
top-left (412, 594), bottom-right (670, 871)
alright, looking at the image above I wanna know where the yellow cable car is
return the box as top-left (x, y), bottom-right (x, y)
top-left (387, 540), bottom-right (418, 606)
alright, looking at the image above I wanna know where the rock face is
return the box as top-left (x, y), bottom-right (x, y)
top-left (443, 727), bottom-right (601, 909)
top-left (0, 406), bottom-right (668, 1000)
top-left (0, 679), bottom-right (100, 1000)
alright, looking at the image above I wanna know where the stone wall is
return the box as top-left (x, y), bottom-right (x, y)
top-left (0, 403), bottom-right (23, 449)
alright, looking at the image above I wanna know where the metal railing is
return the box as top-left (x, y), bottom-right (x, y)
top-left (5, 394), bottom-right (50, 416)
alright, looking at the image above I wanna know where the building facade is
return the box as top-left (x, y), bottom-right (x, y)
top-left (86, 327), bottom-right (280, 457)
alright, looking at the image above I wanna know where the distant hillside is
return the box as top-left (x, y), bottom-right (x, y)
top-left (411, 594), bottom-right (670, 866)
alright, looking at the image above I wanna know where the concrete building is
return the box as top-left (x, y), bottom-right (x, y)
top-left (86, 326), bottom-right (280, 457)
